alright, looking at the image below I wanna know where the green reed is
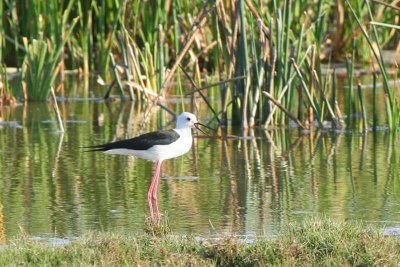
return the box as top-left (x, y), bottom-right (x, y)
top-left (6, 0), bottom-right (78, 100)
top-left (345, 0), bottom-right (399, 133)
top-left (235, 0), bottom-right (249, 127)
top-left (0, 0), bottom-right (398, 133)
top-left (0, 1), bottom-right (3, 62)
top-left (76, 0), bottom-right (93, 75)
top-left (344, 45), bottom-right (356, 128)
top-left (357, 84), bottom-right (367, 133)
top-left (116, 32), bottom-right (135, 100)
top-left (0, 64), bottom-right (14, 105)
top-left (372, 74), bottom-right (378, 129)
top-left (19, 15), bottom-right (78, 101)
top-left (20, 27), bottom-right (77, 101)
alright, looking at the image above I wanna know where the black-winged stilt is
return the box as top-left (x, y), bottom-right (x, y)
top-left (85, 112), bottom-right (211, 222)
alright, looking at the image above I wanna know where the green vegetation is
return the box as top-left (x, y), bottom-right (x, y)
top-left (0, 64), bottom-right (15, 104)
top-left (0, 0), bottom-right (399, 130)
top-left (0, 217), bottom-right (399, 266)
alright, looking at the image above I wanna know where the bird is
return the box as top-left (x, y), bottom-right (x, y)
top-left (84, 112), bottom-right (211, 223)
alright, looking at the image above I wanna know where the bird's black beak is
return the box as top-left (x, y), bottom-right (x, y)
top-left (194, 122), bottom-right (215, 136)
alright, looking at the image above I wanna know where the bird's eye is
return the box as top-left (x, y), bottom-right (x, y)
top-left (186, 117), bottom-right (191, 121)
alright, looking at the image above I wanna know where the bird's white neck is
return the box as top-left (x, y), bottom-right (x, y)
top-left (174, 127), bottom-right (192, 138)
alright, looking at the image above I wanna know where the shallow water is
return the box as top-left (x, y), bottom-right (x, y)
top-left (1, 85), bottom-right (400, 242)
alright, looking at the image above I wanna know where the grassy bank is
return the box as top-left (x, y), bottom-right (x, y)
top-left (1, 217), bottom-right (399, 266)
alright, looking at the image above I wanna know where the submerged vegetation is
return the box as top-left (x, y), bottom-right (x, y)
top-left (0, 217), bottom-right (399, 266)
top-left (0, 0), bottom-right (399, 131)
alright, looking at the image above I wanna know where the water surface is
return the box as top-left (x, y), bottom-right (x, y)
top-left (0, 84), bottom-right (400, 242)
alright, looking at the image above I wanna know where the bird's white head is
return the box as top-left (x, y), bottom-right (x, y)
top-left (176, 112), bottom-right (214, 135)
top-left (176, 112), bottom-right (198, 129)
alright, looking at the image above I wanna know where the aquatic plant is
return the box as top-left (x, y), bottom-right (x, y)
top-left (345, 0), bottom-right (400, 134)
top-left (0, 64), bottom-right (16, 105)
top-left (0, 0), bottom-right (398, 133)
top-left (20, 17), bottom-right (77, 101)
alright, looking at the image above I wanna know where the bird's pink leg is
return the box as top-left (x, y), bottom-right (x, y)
top-left (147, 161), bottom-right (160, 219)
top-left (152, 161), bottom-right (163, 224)
top-left (147, 181), bottom-right (155, 219)
top-left (147, 161), bottom-right (162, 222)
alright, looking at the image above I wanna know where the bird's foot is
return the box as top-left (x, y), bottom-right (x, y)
top-left (144, 212), bottom-right (170, 236)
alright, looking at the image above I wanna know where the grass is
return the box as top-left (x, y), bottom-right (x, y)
top-left (0, 217), bottom-right (399, 266)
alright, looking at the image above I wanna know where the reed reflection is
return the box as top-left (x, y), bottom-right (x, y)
top-left (1, 103), bottom-right (400, 240)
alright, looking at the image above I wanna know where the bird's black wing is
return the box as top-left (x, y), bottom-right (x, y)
top-left (84, 129), bottom-right (180, 152)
